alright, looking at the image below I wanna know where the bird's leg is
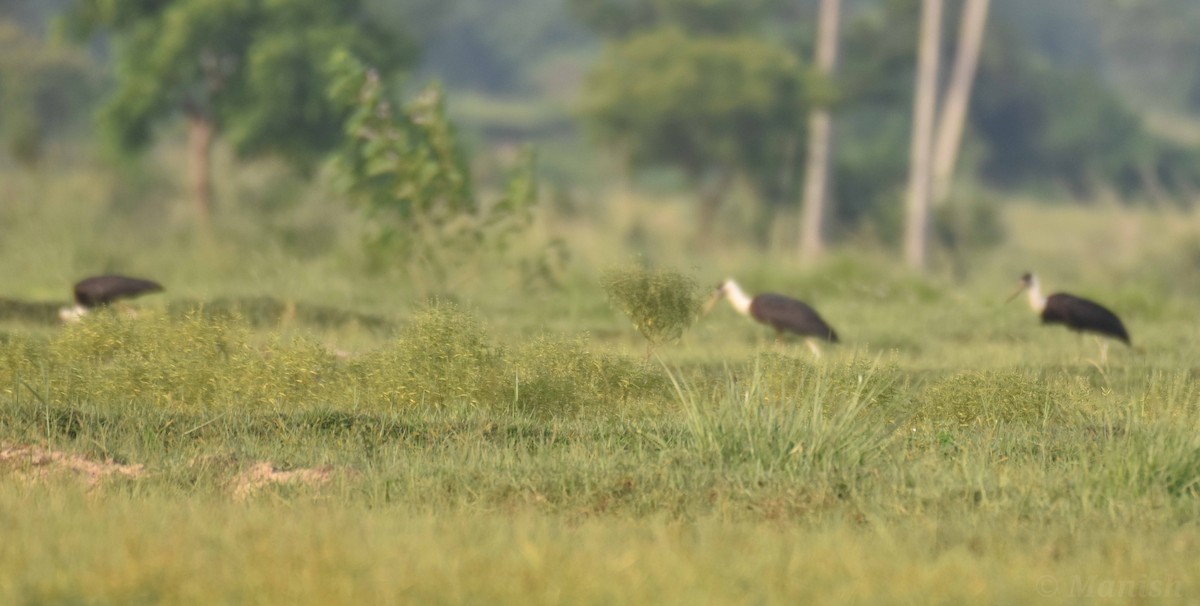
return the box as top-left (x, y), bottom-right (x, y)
top-left (1098, 338), bottom-right (1109, 365)
top-left (806, 338), bottom-right (822, 359)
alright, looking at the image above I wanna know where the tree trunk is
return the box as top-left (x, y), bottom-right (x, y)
top-left (932, 0), bottom-right (990, 205)
top-left (904, 0), bottom-right (943, 271)
top-left (187, 112), bottom-right (215, 224)
top-left (799, 0), bottom-right (842, 263)
top-left (696, 170), bottom-right (735, 248)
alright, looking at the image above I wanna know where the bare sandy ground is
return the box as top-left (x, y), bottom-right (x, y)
top-left (1, 443), bottom-right (336, 498)
top-left (0, 443), bottom-right (145, 487)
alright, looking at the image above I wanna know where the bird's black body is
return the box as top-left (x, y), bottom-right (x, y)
top-left (1041, 292), bottom-right (1130, 345)
top-left (749, 293), bottom-right (839, 342)
top-left (73, 275), bottom-right (164, 308)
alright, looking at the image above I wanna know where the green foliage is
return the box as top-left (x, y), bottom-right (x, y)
top-left (600, 263), bottom-right (702, 351)
top-left (357, 301), bottom-right (506, 409)
top-left (511, 334), bottom-right (670, 414)
top-left (2, 311), bottom-right (341, 411)
top-left (336, 302), bottom-right (670, 414)
top-left (0, 304), bottom-right (674, 418)
top-left (65, 0), bottom-right (411, 167)
top-left (0, 20), bottom-right (97, 165)
top-left (1098, 427), bottom-right (1200, 498)
top-left (933, 191), bottom-right (1006, 273)
top-left (915, 370), bottom-right (1066, 427)
top-left (582, 27), bottom-right (807, 199)
top-left (751, 353), bottom-right (905, 414)
top-left (971, 31), bottom-right (1195, 198)
top-left (410, 0), bottom-right (593, 96)
top-left (328, 50), bottom-right (552, 283)
top-left (570, 0), bottom-right (792, 38)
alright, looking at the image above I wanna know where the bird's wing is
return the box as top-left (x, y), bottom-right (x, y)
top-left (1049, 293), bottom-right (1130, 343)
top-left (74, 275), bottom-right (164, 307)
top-left (751, 294), bottom-right (839, 342)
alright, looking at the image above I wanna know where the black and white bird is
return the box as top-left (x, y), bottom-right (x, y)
top-left (60, 274), bottom-right (164, 322)
top-left (1006, 272), bottom-right (1130, 362)
top-left (704, 278), bottom-right (839, 356)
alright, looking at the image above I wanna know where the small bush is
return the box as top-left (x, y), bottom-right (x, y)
top-left (510, 334), bottom-right (672, 414)
top-left (352, 301), bottom-right (506, 408)
top-left (600, 263), bottom-right (702, 355)
top-left (915, 370), bottom-right (1065, 427)
top-left (24, 310), bottom-right (342, 410)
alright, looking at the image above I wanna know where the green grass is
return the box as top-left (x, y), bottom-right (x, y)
top-left (4, 162), bottom-right (1200, 603)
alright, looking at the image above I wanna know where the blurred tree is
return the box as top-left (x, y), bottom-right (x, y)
top-left (904, 0), bottom-right (942, 270)
top-left (570, 0), bottom-right (792, 38)
top-left (931, 0), bottom-right (989, 205)
top-left (581, 27), bottom-right (807, 245)
top-left (64, 0), bottom-right (411, 223)
top-left (799, 0), bottom-right (841, 262)
top-left (1091, 0), bottom-right (1200, 114)
top-left (0, 19), bottom-right (96, 167)
top-left (972, 24), bottom-right (1200, 201)
top-left (408, 0), bottom-right (593, 96)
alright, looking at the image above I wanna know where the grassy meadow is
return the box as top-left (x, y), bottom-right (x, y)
top-left (3, 159), bottom-right (1200, 604)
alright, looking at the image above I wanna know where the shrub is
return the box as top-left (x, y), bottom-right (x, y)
top-left (351, 301), bottom-right (506, 408)
top-left (915, 370), bottom-right (1065, 427)
top-left (510, 334), bottom-right (672, 415)
top-left (600, 263), bottom-right (703, 357)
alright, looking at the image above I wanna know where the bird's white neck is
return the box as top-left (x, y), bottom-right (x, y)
top-left (1026, 276), bottom-right (1047, 313)
top-left (721, 280), bottom-right (753, 316)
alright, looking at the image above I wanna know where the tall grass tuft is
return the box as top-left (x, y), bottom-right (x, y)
top-left (667, 355), bottom-right (899, 485)
top-left (1094, 425), bottom-right (1200, 499)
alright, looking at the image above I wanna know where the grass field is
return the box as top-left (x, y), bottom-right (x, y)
top-left (3, 164), bottom-right (1200, 604)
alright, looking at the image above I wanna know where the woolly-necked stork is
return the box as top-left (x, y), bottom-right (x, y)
top-left (704, 278), bottom-right (839, 356)
top-left (1006, 272), bottom-right (1130, 362)
top-left (60, 275), bottom-right (164, 322)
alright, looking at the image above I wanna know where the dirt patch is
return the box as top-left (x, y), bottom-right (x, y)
top-left (0, 443), bottom-right (146, 487)
top-left (0, 445), bottom-right (341, 498)
top-left (230, 461), bottom-right (336, 501)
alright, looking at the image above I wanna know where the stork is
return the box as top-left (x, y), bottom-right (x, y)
top-left (704, 278), bottom-right (839, 356)
top-left (60, 275), bottom-right (164, 323)
top-left (1006, 272), bottom-right (1130, 363)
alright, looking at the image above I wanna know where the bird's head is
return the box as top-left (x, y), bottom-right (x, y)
top-left (1006, 272), bottom-right (1037, 303)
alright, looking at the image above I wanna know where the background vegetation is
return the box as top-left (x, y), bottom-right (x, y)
top-left (3, 0), bottom-right (1200, 603)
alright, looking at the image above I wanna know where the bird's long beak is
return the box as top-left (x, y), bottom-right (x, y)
top-left (1005, 283), bottom-right (1027, 304)
top-left (701, 289), bottom-right (724, 316)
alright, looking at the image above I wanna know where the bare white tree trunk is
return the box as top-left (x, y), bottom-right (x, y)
top-left (904, 0), bottom-right (943, 271)
top-left (187, 111), bottom-right (215, 225)
top-left (799, 0), bottom-right (842, 263)
top-left (932, 0), bottom-right (991, 205)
